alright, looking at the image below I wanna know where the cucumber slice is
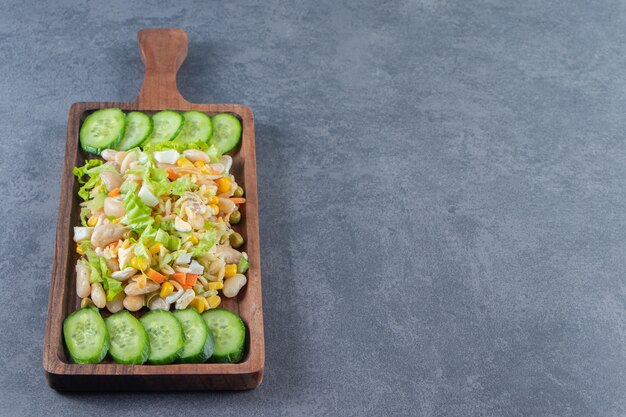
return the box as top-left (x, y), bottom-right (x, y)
top-left (105, 311), bottom-right (150, 365)
top-left (202, 308), bottom-right (246, 363)
top-left (80, 108), bottom-right (126, 155)
top-left (173, 111), bottom-right (213, 143)
top-left (174, 308), bottom-right (214, 363)
top-left (143, 110), bottom-right (184, 145)
top-left (115, 112), bottom-right (153, 151)
top-left (209, 113), bottom-right (242, 154)
top-left (140, 310), bottom-right (185, 365)
top-left (63, 308), bottom-right (109, 364)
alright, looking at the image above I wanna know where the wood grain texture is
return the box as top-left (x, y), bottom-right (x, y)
top-left (42, 29), bottom-right (264, 391)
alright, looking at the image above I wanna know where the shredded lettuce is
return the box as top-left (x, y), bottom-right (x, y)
top-left (122, 192), bottom-right (154, 231)
top-left (169, 176), bottom-right (197, 196)
top-left (73, 160), bottom-right (103, 183)
top-left (120, 179), bottom-right (138, 195)
top-left (102, 275), bottom-right (123, 301)
top-left (134, 240), bottom-right (151, 260)
top-left (193, 230), bottom-right (217, 257)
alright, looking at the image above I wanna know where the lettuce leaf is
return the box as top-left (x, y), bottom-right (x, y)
top-left (193, 230), bottom-right (216, 257)
top-left (102, 275), bottom-right (123, 301)
top-left (73, 160), bottom-right (103, 183)
top-left (122, 192), bottom-right (154, 231)
top-left (169, 176), bottom-right (197, 196)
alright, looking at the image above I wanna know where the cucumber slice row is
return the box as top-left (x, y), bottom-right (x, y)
top-left (63, 308), bottom-right (109, 364)
top-left (140, 310), bottom-right (185, 365)
top-left (105, 311), bottom-right (150, 365)
top-left (202, 308), bottom-right (246, 363)
top-left (173, 110), bottom-right (213, 143)
top-left (79, 109), bottom-right (241, 154)
top-left (115, 111), bottom-right (153, 151)
top-left (143, 110), bottom-right (184, 145)
top-left (174, 308), bottom-right (214, 363)
top-left (80, 108), bottom-right (126, 155)
top-left (209, 113), bottom-right (242, 153)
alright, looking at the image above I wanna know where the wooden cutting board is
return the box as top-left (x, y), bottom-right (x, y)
top-left (42, 28), bottom-right (264, 391)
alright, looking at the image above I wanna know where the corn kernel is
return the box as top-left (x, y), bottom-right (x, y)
top-left (194, 160), bottom-right (205, 168)
top-left (130, 257), bottom-right (149, 271)
top-left (87, 215), bottom-right (98, 227)
top-left (149, 243), bottom-right (162, 254)
top-left (176, 157), bottom-right (194, 168)
top-left (216, 177), bottom-right (232, 194)
top-left (207, 295), bottom-right (221, 309)
top-left (209, 195), bottom-right (219, 205)
top-left (189, 234), bottom-right (199, 244)
top-left (224, 264), bottom-right (237, 278)
top-left (200, 165), bottom-right (209, 174)
top-left (160, 281), bottom-right (174, 298)
top-left (111, 217), bottom-right (122, 224)
top-left (76, 244), bottom-right (84, 255)
top-left (190, 296), bottom-right (206, 313)
top-left (208, 281), bottom-right (224, 290)
top-left (209, 204), bottom-right (219, 215)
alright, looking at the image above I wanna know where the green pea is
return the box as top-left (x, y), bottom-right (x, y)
top-left (229, 210), bottom-right (241, 224)
top-left (234, 186), bottom-right (245, 197)
top-left (229, 232), bottom-right (244, 248)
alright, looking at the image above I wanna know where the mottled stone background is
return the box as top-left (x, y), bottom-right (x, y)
top-left (1, 0), bottom-right (625, 416)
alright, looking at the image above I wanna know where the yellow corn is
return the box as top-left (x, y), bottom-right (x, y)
top-left (209, 195), bottom-right (219, 205)
top-left (111, 217), bottom-right (122, 224)
top-left (176, 157), bottom-right (194, 168)
top-left (188, 234), bottom-right (199, 244)
top-left (216, 177), bottom-right (232, 194)
top-left (190, 296), bottom-right (206, 314)
top-left (224, 264), bottom-right (237, 278)
top-left (149, 243), bottom-right (163, 254)
top-left (208, 281), bottom-right (223, 291)
top-left (131, 256), bottom-right (149, 271)
top-left (76, 244), bottom-right (84, 255)
top-left (200, 165), bottom-right (209, 174)
top-left (207, 295), bottom-right (221, 309)
top-left (194, 160), bottom-right (205, 168)
top-left (159, 281), bottom-right (174, 298)
top-left (87, 215), bottom-right (98, 227)
top-left (209, 204), bottom-right (219, 215)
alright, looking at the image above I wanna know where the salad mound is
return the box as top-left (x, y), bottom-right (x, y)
top-left (72, 145), bottom-right (249, 315)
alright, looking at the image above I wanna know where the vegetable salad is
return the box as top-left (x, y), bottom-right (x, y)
top-left (72, 146), bottom-right (249, 315)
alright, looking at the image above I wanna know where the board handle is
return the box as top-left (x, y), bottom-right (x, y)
top-left (135, 28), bottom-right (191, 108)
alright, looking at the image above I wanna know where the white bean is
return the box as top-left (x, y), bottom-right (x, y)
top-left (183, 149), bottom-right (211, 163)
top-left (105, 257), bottom-right (120, 273)
top-left (148, 296), bottom-right (169, 311)
top-left (120, 151), bottom-right (138, 174)
top-left (111, 267), bottom-right (136, 281)
top-left (100, 171), bottom-right (123, 192)
top-left (106, 292), bottom-right (125, 313)
top-left (222, 274), bottom-right (247, 298)
top-left (123, 294), bottom-right (144, 311)
top-left (101, 149), bottom-right (120, 162)
top-left (104, 197), bottom-right (125, 218)
top-left (175, 289), bottom-right (196, 309)
top-left (75, 260), bottom-right (91, 298)
top-left (124, 279), bottom-right (160, 296)
top-left (214, 245), bottom-right (242, 264)
top-left (91, 282), bottom-right (106, 308)
top-left (91, 223), bottom-right (126, 248)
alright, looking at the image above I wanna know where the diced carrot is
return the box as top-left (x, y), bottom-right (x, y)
top-left (167, 168), bottom-right (179, 180)
top-left (146, 268), bottom-right (166, 284)
top-left (108, 187), bottom-right (120, 197)
top-left (182, 285), bottom-right (193, 291)
top-left (185, 273), bottom-right (198, 286)
top-left (229, 198), bottom-right (246, 205)
top-left (172, 272), bottom-right (186, 286)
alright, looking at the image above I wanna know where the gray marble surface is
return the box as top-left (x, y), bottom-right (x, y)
top-left (1, 0), bottom-right (625, 416)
